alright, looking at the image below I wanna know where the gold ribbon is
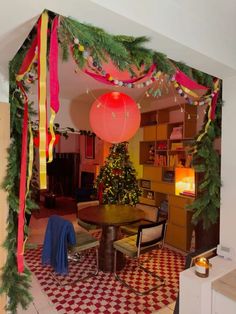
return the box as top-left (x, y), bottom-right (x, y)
top-left (38, 11), bottom-right (48, 189)
top-left (196, 105), bottom-right (212, 142)
top-left (196, 79), bottom-right (220, 143)
top-left (180, 84), bottom-right (200, 99)
top-left (48, 109), bottom-right (56, 163)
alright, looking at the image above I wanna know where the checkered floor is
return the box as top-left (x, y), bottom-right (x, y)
top-left (25, 241), bottom-right (184, 314)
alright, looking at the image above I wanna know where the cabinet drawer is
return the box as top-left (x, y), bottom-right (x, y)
top-left (143, 166), bottom-right (162, 181)
top-left (143, 125), bottom-right (157, 141)
top-left (156, 124), bottom-right (168, 140)
top-left (169, 205), bottom-right (186, 227)
top-left (169, 194), bottom-right (193, 207)
top-left (151, 181), bottom-right (175, 194)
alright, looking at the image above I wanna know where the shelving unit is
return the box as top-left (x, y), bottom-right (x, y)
top-left (139, 104), bottom-right (197, 252)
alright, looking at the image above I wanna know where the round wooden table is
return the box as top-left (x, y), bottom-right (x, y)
top-left (78, 204), bottom-right (144, 272)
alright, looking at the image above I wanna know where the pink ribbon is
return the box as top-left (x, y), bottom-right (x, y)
top-left (175, 70), bottom-right (208, 90)
top-left (49, 16), bottom-right (60, 113)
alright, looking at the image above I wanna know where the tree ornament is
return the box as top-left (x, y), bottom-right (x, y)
top-left (78, 44), bottom-right (85, 52)
top-left (89, 92), bottom-right (140, 143)
top-left (82, 50), bottom-right (90, 59)
top-left (74, 38), bottom-right (79, 44)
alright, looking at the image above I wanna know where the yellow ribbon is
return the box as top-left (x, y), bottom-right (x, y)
top-left (48, 109), bottom-right (56, 163)
top-left (180, 84), bottom-right (200, 98)
top-left (38, 11), bottom-right (48, 189)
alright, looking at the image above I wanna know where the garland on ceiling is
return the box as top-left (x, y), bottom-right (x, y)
top-left (1, 9), bottom-right (221, 313)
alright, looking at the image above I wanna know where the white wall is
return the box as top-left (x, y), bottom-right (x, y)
top-left (91, 0), bottom-right (236, 78)
top-left (221, 76), bottom-right (236, 257)
top-left (0, 73), bottom-right (9, 103)
top-left (30, 95), bottom-right (93, 131)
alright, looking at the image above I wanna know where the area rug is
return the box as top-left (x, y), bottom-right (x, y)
top-left (25, 242), bottom-right (185, 314)
top-left (32, 197), bottom-right (77, 219)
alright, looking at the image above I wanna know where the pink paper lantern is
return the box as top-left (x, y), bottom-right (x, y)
top-left (89, 92), bottom-right (140, 143)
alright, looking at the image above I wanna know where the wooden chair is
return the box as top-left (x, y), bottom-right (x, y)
top-left (113, 220), bottom-right (167, 295)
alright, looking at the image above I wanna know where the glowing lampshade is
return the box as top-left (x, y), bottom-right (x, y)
top-left (175, 167), bottom-right (195, 197)
top-left (89, 92), bottom-right (140, 143)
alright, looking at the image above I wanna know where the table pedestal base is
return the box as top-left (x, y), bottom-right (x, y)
top-left (98, 225), bottom-right (125, 272)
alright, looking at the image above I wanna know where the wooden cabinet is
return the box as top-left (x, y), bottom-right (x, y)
top-left (143, 125), bottom-right (156, 141)
top-left (139, 104), bottom-right (197, 252)
top-left (166, 195), bottom-right (194, 251)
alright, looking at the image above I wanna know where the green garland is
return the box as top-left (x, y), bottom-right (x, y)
top-left (188, 96), bottom-right (222, 229)
top-left (0, 43), bottom-right (37, 313)
top-left (1, 10), bottom-right (221, 312)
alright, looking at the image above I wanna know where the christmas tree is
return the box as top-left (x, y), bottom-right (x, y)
top-left (95, 142), bottom-right (141, 205)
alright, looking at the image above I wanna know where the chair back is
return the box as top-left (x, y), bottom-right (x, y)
top-left (136, 203), bottom-right (159, 222)
top-left (136, 220), bottom-right (167, 254)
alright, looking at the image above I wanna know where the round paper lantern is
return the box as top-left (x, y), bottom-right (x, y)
top-left (89, 92), bottom-right (140, 143)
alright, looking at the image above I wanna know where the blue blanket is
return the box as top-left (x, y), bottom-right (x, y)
top-left (42, 215), bottom-right (76, 274)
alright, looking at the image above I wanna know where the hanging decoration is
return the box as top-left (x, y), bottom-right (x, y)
top-left (33, 132), bottom-right (60, 157)
top-left (89, 92), bottom-right (140, 143)
top-left (48, 16), bottom-right (60, 163)
top-left (16, 83), bottom-right (29, 274)
top-left (37, 11), bottom-right (49, 189)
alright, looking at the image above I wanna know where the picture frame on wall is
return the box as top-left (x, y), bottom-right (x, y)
top-left (85, 135), bottom-right (95, 159)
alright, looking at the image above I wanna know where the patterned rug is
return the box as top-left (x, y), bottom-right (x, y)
top-left (25, 241), bottom-right (184, 314)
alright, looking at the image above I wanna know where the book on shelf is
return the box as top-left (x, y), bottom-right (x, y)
top-left (154, 154), bottom-right (167, 166)
top-left (185, 154), bottom-right (193, 167)
top-left (169, 154), bottom-right (179, 167)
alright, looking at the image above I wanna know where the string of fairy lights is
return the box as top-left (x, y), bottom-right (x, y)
top-left (74, 65), bottom-right (207, 122)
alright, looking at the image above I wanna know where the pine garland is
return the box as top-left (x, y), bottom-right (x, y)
top-left (0, 45), bottom-right (37, 313)
top-left (187, 96), bottom-right (222, 229)
top-left (95, 143), bottom-right (141, 205)
top-left (1, 10), bottom-right (222, 313)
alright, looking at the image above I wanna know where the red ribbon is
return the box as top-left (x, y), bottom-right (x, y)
top-left (17, 36), bottom-right (37, 80)
top-left (84, 64), bottom-right (156, 86)
top-left (17, 82), bottom-right (29, 273)
top-left (210, 91), bottom-right (219, 120)
top-left (175, 70), bottom-right (208, 90)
